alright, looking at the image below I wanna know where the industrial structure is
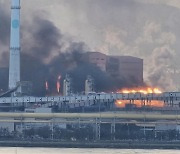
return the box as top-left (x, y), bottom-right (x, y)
top-left (107, 56), bottom-right (143, 84)
top-left (83, 52), bottom-right (143, 85)
top-left (85, 75), bottom-right (94, 95)
top-left (83, 52), bottom-right (107, 72)
top-left (2, 0), bottom-right (180, 109)
top-left (9, 0), bottom-right (21, 96)
top-left (1, 0), bottom-right (179, 110)
top-left (63, 74), bottom-right (72, 96)
top-left (0, 111), bottom-right (180, 141)
top-left (0, 0), bottom-right (180, 141)
top-left (0, 91), bottom-right (179, 107)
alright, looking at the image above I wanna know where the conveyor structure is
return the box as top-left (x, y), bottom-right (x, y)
top-left (0, 92), bottom-right (179, 107)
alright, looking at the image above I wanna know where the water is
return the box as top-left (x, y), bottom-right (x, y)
top-left (0, 148), bottom-right (179, 154)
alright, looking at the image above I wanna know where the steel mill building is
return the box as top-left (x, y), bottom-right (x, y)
top-left (83, 52), bottom-right (143, 85)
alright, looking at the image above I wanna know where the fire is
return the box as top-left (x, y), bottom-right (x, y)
top-left (115, 100), bottom-right (124, 108)
top-left (56, 75), bottom-right (61, 93)
top-left (115, 87), bottom-right (163, 108)
top-left (119, 87), bottom-right (162, 94)
top-left (115, 100), bottom-right (164, 108)
top-left (45, 81), bottom-right (49, 91)
top-left (153, 88), bottom-right (162, 94)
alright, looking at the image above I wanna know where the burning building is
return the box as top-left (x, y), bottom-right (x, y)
top-left (1, 0), bottom-right (144, 96)
top-left (83, 52), bottom-right (143, 86)
top-left (115, 87), bottom-right (163, 108)
top-left (106, 56), bottom-right (143, 85)
top-left (82, 52), bottom-right (107, 72)
top-left (82, 52), bottom-right (143, 87)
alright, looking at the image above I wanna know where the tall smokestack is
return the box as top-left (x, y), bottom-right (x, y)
top-left (9, 0), bottom-right (21, 95)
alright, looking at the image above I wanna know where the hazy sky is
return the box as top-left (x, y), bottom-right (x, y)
top-left (1, 0), bottom-right (180, 91)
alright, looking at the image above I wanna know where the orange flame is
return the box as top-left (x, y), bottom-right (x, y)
top-left (115, 100), bottom-right (164, 108)
top-left (116, 87), bottom-right (163, 108)
top-left (119, 87), bottom-right (162, 94)
top-left (57, 75), bottom-right (61, 93)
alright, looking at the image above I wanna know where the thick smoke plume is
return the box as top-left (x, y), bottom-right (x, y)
top-left (0, 0), bottom-right (179, 94)
top-left (22, 16), bottom-right (63, 62)
top-left (53, 0), bottom-right (179, 91)
top-left (0, 8), bottom-right (142, 96)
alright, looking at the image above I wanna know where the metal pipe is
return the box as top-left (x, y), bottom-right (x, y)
top-left (0, 112), bottom-right (179, 120)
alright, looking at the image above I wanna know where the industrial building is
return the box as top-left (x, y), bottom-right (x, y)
top-left (83, 52), bottom-right (107, 72)
top-left (83, 52), bottom-right (143, 85)
top-left (0, 0), bottom-right (180, 144)
top-left (6, 0), bottom-right (144, 98)
top-left (106, 56), bottom-right (143, 84)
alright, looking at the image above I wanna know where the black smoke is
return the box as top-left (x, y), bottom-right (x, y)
top-left (0, 6), bottom-right (10, 45)
top-left (23, 16), bottom-right (63, 60)
top-left (0, 8), bottom-right (144, 96)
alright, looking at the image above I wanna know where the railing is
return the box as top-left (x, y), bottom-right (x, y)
top-left (0, 92), bottom-right (179, 104)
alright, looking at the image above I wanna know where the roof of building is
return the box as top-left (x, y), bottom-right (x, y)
top-left (108, 55), bottom-right (143, 62)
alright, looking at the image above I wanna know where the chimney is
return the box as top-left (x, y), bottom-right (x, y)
top-left (8, 0), bottom-right (21, 96)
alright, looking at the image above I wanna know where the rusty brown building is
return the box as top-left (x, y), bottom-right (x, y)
top-left (83, 52), bottom-right (143, 84)
top-left (107, 56), bottom-right (143, 84)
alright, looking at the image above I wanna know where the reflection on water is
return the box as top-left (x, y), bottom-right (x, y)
top-left (0, 148), bottom-right (179, 154)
